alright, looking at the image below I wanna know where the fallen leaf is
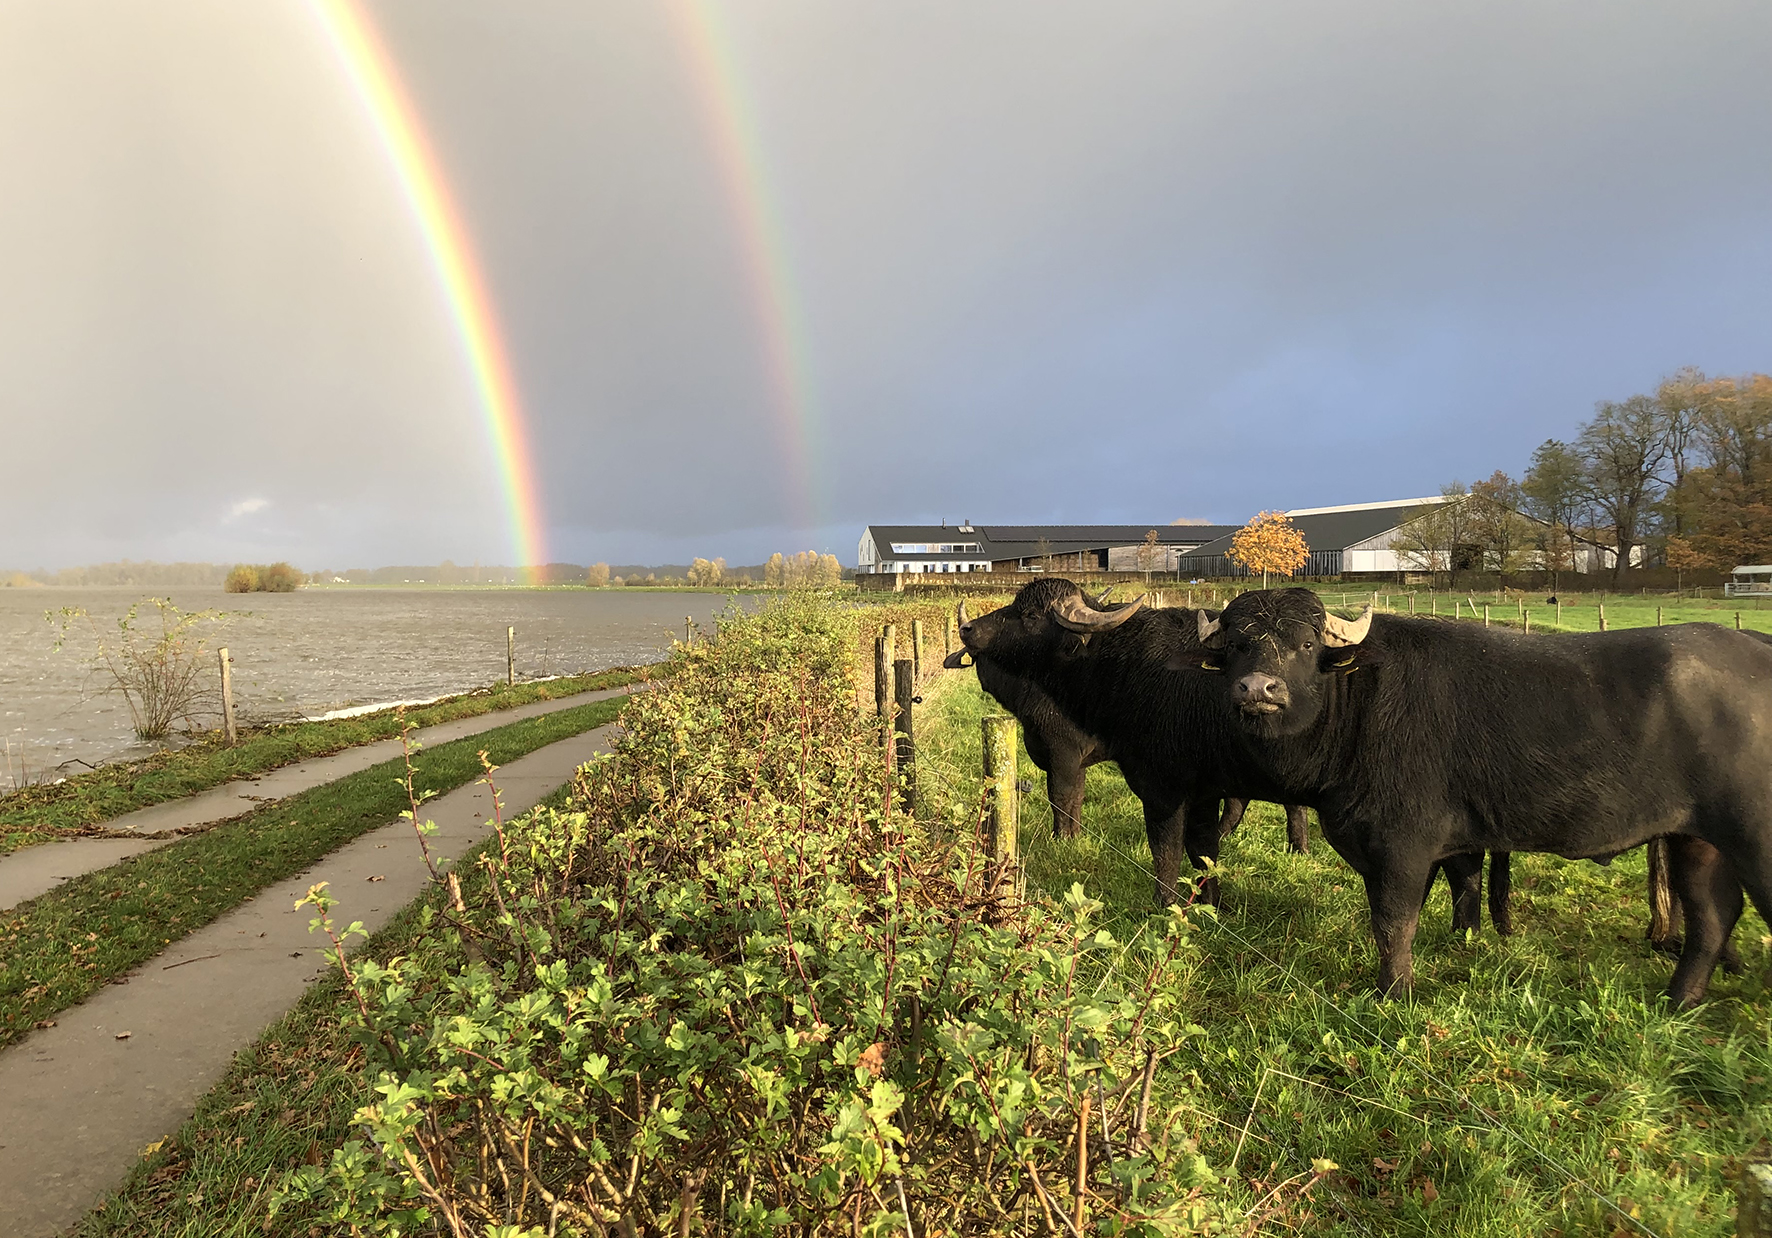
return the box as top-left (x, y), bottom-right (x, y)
top-left (33, 1019), bottom-right (56, 1030)
top-left (1373, 1158), bottom-right (1398, 1173)
top-left (366, 875), bottom-right (385, 882)
top-left (303, 1140), bottom-right (323, 1166)
top-left (856, 1042), bottom-right (887, 1079)
top-left (115, 1031), bottom-right (132, 1040)
top-left (1421, 1179), bottom-right (1439, 1203)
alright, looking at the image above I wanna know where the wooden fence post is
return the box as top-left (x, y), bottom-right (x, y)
top-left (218, 648), bottom-right (237, 746)
top-left (1738, 1162), bottom-right (1772, 1236)
top-left (912, 619), bottom-right (924, 682)
top-left (1522, 609), bottom-right (1530, 634)
top-left (894, 658), bottom-right (916, 811)
top-left (982, 714), bottom-right (1020, 894)
top-left (1599, 604), bottom-right (1607, 632)
top-left (507, 626), bottom-right (516, 685)
top-left (1555, 599), bottom-right (1562, 627)
top-left (1656, 606), bottom-right (1663, 626)
top-left (1738, 612), bottom-right (1744, 631)
top-left (685, 616), bottom-right (694, 645)
top-left (875, 635), bottom-right (891, 720)
top-left (1483, 604), bottom-right (1490, 628)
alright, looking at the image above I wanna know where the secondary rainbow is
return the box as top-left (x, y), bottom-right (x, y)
top-left (668, 0), bottom-right (821, 533)
top-left (309, 0), bottom-right (547, 571)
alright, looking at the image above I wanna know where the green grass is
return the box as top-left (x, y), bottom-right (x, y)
top-left (0, 696), bottom-right (627, 1048)
top-left (0, 665), bottom-right (653, 855)
top-left (914, 671), bottom-right (1772, 1235)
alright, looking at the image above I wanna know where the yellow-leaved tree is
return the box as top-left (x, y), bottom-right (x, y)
top-left (1227, 511), bottom-right (1310, 587)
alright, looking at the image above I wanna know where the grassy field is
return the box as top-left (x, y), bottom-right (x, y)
top-left (911, 669), bottom-right (1772, 1236)
top-left (0, 666), bottom-right (652, 855)
top-left (0, 694), bottom-right (628, 1047)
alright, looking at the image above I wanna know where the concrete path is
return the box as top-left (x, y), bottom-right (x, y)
top-left (0, 686), bottom-right (634, 913)
top-left (0, 721), bottom-right (619, 1238)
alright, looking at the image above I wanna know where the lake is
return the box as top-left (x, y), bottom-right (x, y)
top-left (0, 586), bottom-right (746, 782)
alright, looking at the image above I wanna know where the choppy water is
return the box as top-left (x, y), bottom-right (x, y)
top-left (0, 587), bottom-right (744, 782)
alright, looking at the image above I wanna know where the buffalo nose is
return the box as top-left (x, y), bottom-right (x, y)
top-left (959, 622), bottom-right (973, 640)
top-left (1233, 673), bottom-right (1288, 706)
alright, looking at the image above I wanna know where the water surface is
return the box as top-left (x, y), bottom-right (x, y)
top-left (0, 587), bottom-right (742, 781)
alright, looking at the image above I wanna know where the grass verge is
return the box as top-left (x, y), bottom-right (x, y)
top-left (0, 665), bottom-right (654, 855)
top-left (0, 695), bottom-right (628, 1048)
top-left (914, 669), bottom-right (1772, 1235)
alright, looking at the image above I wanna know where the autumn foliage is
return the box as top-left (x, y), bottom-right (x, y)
top-left (1228, 511), bottom-right (1310, 580)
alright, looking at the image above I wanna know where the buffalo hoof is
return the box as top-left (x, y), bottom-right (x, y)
top-left (1491, 909), bottom-right (1515, 937)
top-left (1721, 942), bottom-right (1746, 975)
top-left (1650, 934), bottom-right (1684, 961)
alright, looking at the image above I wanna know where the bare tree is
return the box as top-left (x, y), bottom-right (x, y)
top-left (1578, 395), bottom-right (1668, 584)
top-left (1388, 484), bottom-right (1472, 585)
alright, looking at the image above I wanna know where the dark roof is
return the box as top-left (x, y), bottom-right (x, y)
top-left (1176, 502), bottom-right (1440, 560)
top-left (865, 523), bottom-right (1240, 563)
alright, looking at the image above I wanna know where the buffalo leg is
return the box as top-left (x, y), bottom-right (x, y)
top-left (1666, 835), bottom-right (1744, 1008)
top-left (1429, 853), bottom-right (1484, 935)
top-left (1177, 795), bottom-right (1231, 907)
top-left (1217, 798), bottom-right (1248, 841)
top-left (1146, 800), bottom-right (1191, 907)
top-left (1363, 858), bottom-right (1435, 997)
top-left (1284, 804), bottom-right (1309, 854)
top-left (1045, 749), bottom-right (1088, 840)
top-left (1488, 851), bottom-right (1513, 935)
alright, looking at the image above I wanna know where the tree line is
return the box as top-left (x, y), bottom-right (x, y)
top-left (1399, 368), bottom-right (1772, 584)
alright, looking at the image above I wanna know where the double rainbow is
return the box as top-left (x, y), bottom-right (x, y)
top-left (309, 0), bottom-right (547, 572)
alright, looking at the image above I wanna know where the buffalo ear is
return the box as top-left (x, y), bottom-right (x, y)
top-left (1166, 650), bottom-right (1224, 672)
top-left (1196, 610), bottom-right (1225, 649)
top-left (942, 649), bottom-right (972, 669)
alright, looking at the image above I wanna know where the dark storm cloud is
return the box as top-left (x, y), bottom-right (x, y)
top-left (2, 1), bottom-right (1767, 569)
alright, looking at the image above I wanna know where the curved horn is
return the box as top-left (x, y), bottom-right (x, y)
top-left (1197, 610), bottom-right (1223, 648)
top-left (1052, 593), bottom-right (1145, 632)
top-left (1322, 606), bottom-right (1373, 647)
top-left (956, 601), bottom-right (970, 624)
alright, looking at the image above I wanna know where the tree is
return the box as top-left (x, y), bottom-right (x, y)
top-left (1522, 440), bottom-right (1585, 584)
top-left (585, 562), bottom-right (610, 588)
top-left (1578, 395), bottom-right (1669, 583)
top-left (1388, 485), bottom-right (1473, 585)
top-left (1136, 529), bottom-right (1160, 577)
top-left (763, 553), bottom-right (786, 587)
top-left (1664, 535), bottom-right (1704, 593)
top-left (686, 557), bottom-right (726, 587)
top-left (1227, 511), bottom-right (1309, 586)
top-left (1466, 471), bottom-right (1538, 574)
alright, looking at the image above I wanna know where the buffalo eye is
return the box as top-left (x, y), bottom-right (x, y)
top-left (1302, 640), bottom-right (1313, 651)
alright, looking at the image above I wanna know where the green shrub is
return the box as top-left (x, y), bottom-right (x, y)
top-left (225, 562), bottom-right (303, 593)
top-left (276, 596), bottom-right (1226, 1235)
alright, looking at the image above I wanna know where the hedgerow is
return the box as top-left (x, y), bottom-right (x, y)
top-left (276, 594), bottom-right (1229, 1235)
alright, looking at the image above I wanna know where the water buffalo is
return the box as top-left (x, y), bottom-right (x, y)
top-left (1200, 587), bottom-right (1772, 1006)
top-left (944, 640), bottom-right (1296, 851)
top-left (954, 579), bottom-right (1490, 917)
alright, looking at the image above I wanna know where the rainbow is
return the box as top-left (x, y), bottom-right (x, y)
top-left (309, 0), bottom-right (547, 573)
top-left (668, 0), bottom-right (820, 533)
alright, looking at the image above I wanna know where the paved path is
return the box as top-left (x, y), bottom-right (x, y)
top-left (0, 686), bottom-right (633, 913)
top-left (0, 721), bottom-right (620, 1238)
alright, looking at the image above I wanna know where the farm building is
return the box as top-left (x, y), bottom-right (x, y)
top-left (1175, 498), bottom-right (1448, 579)
top-left (855, 522), bottom-right (1238, 575)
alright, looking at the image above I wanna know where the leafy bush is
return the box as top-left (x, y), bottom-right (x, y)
top-left (225, 562), bottom-right (304, 592)
top-left (277, 596), bottom-right (1225, 1234)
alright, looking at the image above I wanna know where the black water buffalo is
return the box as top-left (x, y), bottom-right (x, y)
top-left (1200, 587), bottom-right (1772, 1006)
top-left (954, 579), bottom-right (1493, 918)
top-left (944, 640), bottom-right (1298, 850)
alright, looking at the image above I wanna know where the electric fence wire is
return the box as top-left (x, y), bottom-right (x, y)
top-left (1053, 808), bottom-right (1666, 1238)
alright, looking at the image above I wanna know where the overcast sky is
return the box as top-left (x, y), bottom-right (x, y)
top-left (2, 1), bottom-right (1767, 570)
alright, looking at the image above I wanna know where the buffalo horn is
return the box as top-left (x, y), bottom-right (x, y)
top-left (1052, 593), bottom-right (1144, 632)
top-left (1197, 611), bottom-right (1223, 648)
top-left (1322, 606), bottom-right (1373, 647)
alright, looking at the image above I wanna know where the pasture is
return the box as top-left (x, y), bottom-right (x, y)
top-left (914, 666), bottom-right (1772, 1235)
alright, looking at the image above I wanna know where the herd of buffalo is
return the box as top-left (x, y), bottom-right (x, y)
top-left (943, 578), bottom-right (1772, 1007)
